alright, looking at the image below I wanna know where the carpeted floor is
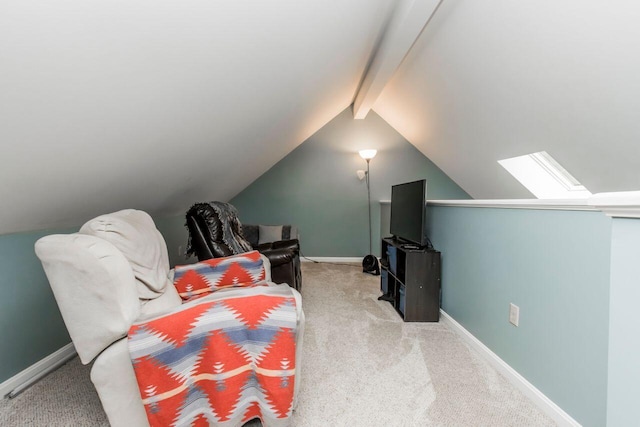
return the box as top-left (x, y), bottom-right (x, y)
top-left (0, 262), bottom-right (556, 426)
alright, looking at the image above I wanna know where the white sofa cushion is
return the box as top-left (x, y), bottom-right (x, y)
top-left (80, 209), bottom-right (170, 299)
top-left (91, 338), bottom-right (149, 427)
top-left (139, 281), bottom-right (181, 317)
top-left (35, 234), bottom-right (140, 364)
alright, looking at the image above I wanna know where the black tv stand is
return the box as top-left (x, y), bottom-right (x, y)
top-left (380, 237), bottom-right (441, 322)
top-left (401, 243), bottom-right (422, 250)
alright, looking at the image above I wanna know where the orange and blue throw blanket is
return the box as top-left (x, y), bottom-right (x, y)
top-left (172, 250), bottom-right (267, 300)
top-left (128, 285), bottom-right (298, 427)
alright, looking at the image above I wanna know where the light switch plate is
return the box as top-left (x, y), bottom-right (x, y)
top-left (509, 303), bottom-right (520, 327)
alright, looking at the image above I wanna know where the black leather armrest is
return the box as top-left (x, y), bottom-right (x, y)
top-left (260, 248), bottom-right (294, 267)
top-left (253, 242), bottom-right (274, 252)
top-left (271, 239), bottom-right (300, 252)
top-left (253, 240), bottom-right (299, 252)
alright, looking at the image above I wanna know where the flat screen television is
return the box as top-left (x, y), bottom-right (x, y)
top-left (390, 179), bottom-right (427, 246)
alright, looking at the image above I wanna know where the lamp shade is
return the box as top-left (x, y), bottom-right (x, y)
top-left (359, 149), bottom-right (377, 160)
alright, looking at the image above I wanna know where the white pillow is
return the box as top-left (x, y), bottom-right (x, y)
top-left (258, 225), bottom-right (283, 245)
top-left (80, 209), bottom-right (169, 299)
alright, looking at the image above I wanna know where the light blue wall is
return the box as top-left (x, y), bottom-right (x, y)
top-left (0, 214), bottom-right (193, 385)
top-left (0, 228), bottom-right (74, 383)
top-left (154, 215), bottom-right (195, 267)
top-left (231, 106), bottom-right (469, 257)
top-left (427, 206), bottom-right (611, 426)
top-left (606, 218), bottom-right (640, 426)
top-left (0, 186), bottom-right (633, 427)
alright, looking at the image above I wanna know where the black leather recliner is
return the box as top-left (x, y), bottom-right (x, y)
top-left (242, 224), bottom-right (301, 292)
top-left (185, 202), bottom-right (301, 291)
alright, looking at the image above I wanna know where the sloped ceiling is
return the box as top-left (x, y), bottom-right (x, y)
top-left (4, 0), bottom-right (640, 234)
top-left (0, 0), bottom-right (395, 234)
top-left (374, 0), bottom-right (640, 199)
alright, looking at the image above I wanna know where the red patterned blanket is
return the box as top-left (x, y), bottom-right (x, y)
top-left (128, 285), bottom-right (299, 426)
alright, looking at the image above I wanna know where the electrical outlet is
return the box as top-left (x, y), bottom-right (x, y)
top-left (509, 303), bottom-right (520, 327)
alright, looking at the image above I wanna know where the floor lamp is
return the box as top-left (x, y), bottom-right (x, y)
top-left (359, 149), bottom-right (380, 275)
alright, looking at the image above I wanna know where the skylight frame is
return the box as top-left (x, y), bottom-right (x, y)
top-left (498, 151), bottom-right (592, 199)
top-left (529, 151), bottom-right (588, 193)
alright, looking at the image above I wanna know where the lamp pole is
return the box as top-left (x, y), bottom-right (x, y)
top-left (359, 149), bottom-right (379, 275)
top-left (365, 158), bottom-right (372, 255)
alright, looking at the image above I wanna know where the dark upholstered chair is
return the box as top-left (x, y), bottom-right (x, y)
top-left (242, 224), bottom-right (301, 292)
top-left (185, 202), bottom-right (301, 291)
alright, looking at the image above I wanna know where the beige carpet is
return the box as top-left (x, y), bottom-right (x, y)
top-left (0, 262), bottom-right (555, 426)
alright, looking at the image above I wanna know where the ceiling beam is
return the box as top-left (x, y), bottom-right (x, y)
top-left (353, 0), bottom-right (442, 120)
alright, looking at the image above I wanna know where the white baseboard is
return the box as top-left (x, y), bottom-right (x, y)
top-left (440, 310), bottom-right (581, 427)
top-left (301, 257), bottom-right (364, 263)
top-left (0, 342), bottom-right (76, 398)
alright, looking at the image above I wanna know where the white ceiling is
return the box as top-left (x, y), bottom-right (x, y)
top-left (373, 0), bottom-right (640, 199)
top-left (3, 0), bottom-right (640, 234)
top-left (0, 0), bottom-right (395, 234)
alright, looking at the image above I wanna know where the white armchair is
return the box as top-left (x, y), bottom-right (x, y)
top-left (35, 209), bottom-right (304, 427)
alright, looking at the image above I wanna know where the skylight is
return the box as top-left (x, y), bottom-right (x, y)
top-left (498, 151), bottom-right (592, 199)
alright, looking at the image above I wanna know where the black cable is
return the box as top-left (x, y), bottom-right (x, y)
top-left (301, 253), bottom-right (319, 264)
top-left (425, 237), bottom-right (435, 251)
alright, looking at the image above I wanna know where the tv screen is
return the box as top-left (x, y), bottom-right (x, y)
top-left (390, 179), bottom-right (427, 246)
